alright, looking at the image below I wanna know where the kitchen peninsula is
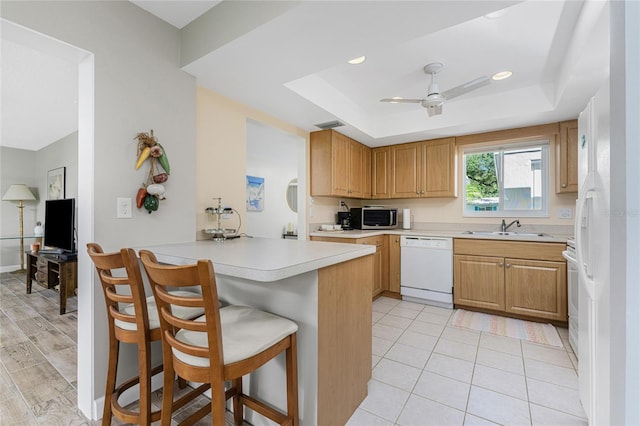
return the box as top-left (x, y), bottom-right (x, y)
top-left (136, 238), bottom-right (375, 426)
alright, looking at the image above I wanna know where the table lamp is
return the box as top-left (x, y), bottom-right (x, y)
top-left (2, 184), bottom-right (37, 272)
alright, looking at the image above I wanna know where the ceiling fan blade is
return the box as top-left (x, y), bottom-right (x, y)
top-left (441, 76), bottom-right (490, 100)
top-left (426, 104), bottom-right (443, 117)
top-left (380, 98), bottom-right (423, 103)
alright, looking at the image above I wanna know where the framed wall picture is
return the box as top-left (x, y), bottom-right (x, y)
top-left (246, 175), bottom-right (264, 211)
top-left (47, 167), bottom-right (66, 200)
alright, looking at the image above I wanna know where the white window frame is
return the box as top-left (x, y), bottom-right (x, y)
top-left (462, 140), bottom-right (550, 218)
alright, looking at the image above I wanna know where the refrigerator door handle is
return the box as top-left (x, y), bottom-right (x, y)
top-left (576, 176), bottom-right (598, 300)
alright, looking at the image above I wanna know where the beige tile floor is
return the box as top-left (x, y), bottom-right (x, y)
top-left (347, 297), bottom-right (586, 426)
top-left (1, 271), bottom-right (586, 425)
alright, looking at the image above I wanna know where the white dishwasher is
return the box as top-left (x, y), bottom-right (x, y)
top-left (400, 236), bottom-right (453, 308)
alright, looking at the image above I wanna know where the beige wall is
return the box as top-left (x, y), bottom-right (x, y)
top-left (196, 87), bottom-right (309, 239)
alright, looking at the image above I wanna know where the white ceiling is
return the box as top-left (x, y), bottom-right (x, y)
top-left (1, 0), bottom-right (609, 151)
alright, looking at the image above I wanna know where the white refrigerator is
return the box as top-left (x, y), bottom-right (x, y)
top-left (576, 83), bottom-right (610, 425)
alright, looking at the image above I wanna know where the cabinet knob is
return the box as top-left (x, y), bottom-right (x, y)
top-left (506, 263), bottom-right (511, 268)
top-left (498, 262), bottom-right (504, 267)
top-left (562, 183), bottom-right (567, 188)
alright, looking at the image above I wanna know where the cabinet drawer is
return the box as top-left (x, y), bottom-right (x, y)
top-left (356, 236), bottom-right (383, 246)
top-left (454, 239), bottom-right (565, 261)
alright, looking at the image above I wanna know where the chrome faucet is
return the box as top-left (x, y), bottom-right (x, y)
top-left (501, 219), bottom-right (521, 232)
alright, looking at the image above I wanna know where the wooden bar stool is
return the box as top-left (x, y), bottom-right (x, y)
top-left (139, 250), bottom-right (299, 426)
top-left (87, 244), bottom-right (205, 425)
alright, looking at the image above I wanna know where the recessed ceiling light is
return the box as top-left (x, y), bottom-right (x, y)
top-left (492, 71), bottom-right (512, 81)
top-left (347, 55), bottom-right (366, 65)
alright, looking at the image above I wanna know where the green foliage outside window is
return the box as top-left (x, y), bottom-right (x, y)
top-left (465, 152), bottom-right (499, 200)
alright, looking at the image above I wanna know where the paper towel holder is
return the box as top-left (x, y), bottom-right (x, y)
top-left (402, 208), bottom-right (411, 230)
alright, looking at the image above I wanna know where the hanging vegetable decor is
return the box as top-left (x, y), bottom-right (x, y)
top-left (134, 129), bottom-right (171, 214)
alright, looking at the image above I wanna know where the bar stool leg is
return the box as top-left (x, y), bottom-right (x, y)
top-left (102, 338), bottom-right (119, 425)
top-left (232, 378), bottom-right (243, 425)
top-left (138, 340), bottom-right (152, 425)
top-left (286, 333), bottom-right (299, 426)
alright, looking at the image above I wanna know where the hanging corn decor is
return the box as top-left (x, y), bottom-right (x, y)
top-left (133, 129), bottom-right (171, 214)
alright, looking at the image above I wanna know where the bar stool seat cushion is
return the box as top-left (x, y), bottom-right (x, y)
top-left (115, 291), bottom-right (204, 331)
top-left (174, 305), bottom-right (298, 366)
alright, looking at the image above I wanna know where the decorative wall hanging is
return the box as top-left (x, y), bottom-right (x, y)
top-left (134, 129), bottom-right (170, 214)
top-left (47, 167), bottom-right (66, 200)
top-left (246, 175), bottom-right (264, 212)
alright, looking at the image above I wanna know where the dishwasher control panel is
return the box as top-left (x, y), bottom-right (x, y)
top-left (400, 236), bottom-right (452, 249)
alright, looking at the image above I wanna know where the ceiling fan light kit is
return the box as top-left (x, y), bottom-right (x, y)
top-left (380, 62), bottom-right (493, 117)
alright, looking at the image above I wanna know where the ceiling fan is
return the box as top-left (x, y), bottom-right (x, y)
top-left (380, 62), bottom-right (491, 117)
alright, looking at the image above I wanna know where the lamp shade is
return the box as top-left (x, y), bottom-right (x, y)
top-left (2, 184), bottom-right (36, 201)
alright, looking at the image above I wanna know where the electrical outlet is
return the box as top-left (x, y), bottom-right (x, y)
top-left (117, 197), bottom-right (132, 219)
top-left (339, 199), bottom-right (343, 208)
top-left (558, 207), bottom-right (573, 219)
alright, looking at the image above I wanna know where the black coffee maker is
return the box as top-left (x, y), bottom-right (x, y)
top-left (337, 211), bottom-right (352, 230)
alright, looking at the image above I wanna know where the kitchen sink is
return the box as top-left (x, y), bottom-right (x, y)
top-left (462, 231), bottom-right (547, 237)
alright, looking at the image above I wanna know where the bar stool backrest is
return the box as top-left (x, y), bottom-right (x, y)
top-left (139, 250), bottom-right (224, 381)
top-left (87, 244), bottom-right (154, 344)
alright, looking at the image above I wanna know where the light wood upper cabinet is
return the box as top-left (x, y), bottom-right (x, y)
top-left (390, 138), bottom-right (456, 198)
top-left (311, 129), bottom-right (371, 198)
top-left (424, 138), bottom-right (456, 197)
top-left (391, 143), bottom-right (421, 197)
top-left (371, 147), bottom-right (392, 199)
top-left (556, 120), bottom-right (578, 193)
top-left (453, 239), bottom-right (567, 322)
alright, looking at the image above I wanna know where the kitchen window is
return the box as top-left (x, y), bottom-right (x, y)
top-left (463, 141), bottom-right (549, 217)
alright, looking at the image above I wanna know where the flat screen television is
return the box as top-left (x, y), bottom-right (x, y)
top-left (44, 198), bottom-right (76, 254)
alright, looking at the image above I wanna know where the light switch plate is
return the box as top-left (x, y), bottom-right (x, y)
top-left (117, 197), bottom-right (132, 219)
top-left (558, 207), bottom-right (573, 219)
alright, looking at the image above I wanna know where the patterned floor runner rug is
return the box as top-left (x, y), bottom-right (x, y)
top-left (450, 309), bottom-right (563, 347)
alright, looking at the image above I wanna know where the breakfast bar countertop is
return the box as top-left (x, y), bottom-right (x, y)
top-left (136, 237), bottom-right (375, 282)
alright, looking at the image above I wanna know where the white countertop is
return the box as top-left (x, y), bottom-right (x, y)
top-left (310, 228), bottom-right (571, 243)
top-left (136, 238), bottom-right (375, 282)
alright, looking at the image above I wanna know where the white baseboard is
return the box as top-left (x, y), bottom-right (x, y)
top-left (92, 371), bottom-right (165, 421)
top-left (0, 264), bottom-right (21, 273)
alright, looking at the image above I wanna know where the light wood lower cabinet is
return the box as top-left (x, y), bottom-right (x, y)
top-left (454, 255), bottom-right (505, 311)
top-left (453, 239), bottom-right (567, 322)
top-left (505, 258), bottom-right (567, 321)
top-left (311, 235), bottom-right (388, 297)
top-left (388, 235), bottom-right (401, 293)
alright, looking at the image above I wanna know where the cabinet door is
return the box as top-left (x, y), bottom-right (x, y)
top-left (505, 258), bottom-right (567, 321)
top-left (372, 147), bottom-right (391, 199)
top-left (331, 132), bottom-right (351, 196)
top-left (388, 235), bottom-right (401, 293)
top-left (423, 138), bottom-right (456, 197)
top-left (556, 120), bottom-right (578, 193)
top-left (380, 235), bottom-right (389, 292)
top-left (372, 245), bottom-right (383, 297)
top-left (391, 143), bottom-right (421, 198)
top-left (348, 140), bottom-right (371, 198)
top-left (363, 147), bottom-right (372, 198)
top-left (454, 254), bottom-right (505, 311)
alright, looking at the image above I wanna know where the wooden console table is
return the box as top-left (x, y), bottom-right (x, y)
top-left (25, 252), bottom-right (77, 314)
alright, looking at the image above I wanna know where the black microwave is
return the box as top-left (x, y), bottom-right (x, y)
top-left (350, 207), bottom-right (398, 229)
